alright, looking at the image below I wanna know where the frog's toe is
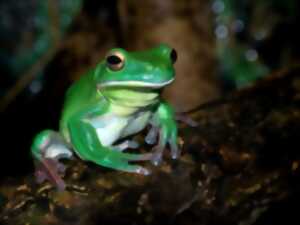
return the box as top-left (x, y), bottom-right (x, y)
top-left (150, 145), bottom-right (164, 166)
top-left (151, 152), bottom-right (163, 166)
top-left (34, 158), bottom-right (66, 191)
top-left (145, 126), bottom-right (159, 145)
top-left (112, 161), bottom-right (151, 175)
top-left (35, 169), bottom-right (47, 183)
top-left (114, 140), bottom-right (139, 151)
top-left (170, 142), bottom-right (180, 159)
top-left (135, 166), bottom-right (151, 175)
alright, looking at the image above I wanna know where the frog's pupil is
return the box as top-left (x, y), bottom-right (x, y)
top-left (170, 49), bottom-right (177, 63)
top-left (107, 55), bottom-right (122, 65)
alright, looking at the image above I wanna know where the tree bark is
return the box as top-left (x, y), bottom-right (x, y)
top-left (1, 65), bottom-right (300, 225)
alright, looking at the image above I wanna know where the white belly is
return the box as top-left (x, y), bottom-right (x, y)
top-left (88, 111), bottom-right (151, 147)
top-left (121, 111), bottom-right (151, 138)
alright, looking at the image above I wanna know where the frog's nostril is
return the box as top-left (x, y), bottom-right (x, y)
top-left (170, 49), bottom-right (177, 64)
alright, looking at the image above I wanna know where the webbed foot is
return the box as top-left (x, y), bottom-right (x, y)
top-left (31, 130), bottom-right (73, 191)
top-left (34, 158), bottom-right (66, 191)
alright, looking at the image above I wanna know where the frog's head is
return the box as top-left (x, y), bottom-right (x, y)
top-left (94, 44), bottom-right (177, 90)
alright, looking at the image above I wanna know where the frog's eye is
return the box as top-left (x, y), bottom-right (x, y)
top-left (106, 51), bottom-right (125, 71)
top-left (170, 49), bottom-right (177, 64)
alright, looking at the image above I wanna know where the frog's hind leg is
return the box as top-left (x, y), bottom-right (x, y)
top-left (31, 130), bottom-right (73, 191)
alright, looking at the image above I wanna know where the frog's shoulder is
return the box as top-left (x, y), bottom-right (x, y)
top-left (64, 70), bottom-right (95, 101)
top-left (59, 70), bottom-right (106, 131)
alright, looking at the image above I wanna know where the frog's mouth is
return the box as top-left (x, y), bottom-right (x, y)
top-left (98, 78), bottom-right (174, 89)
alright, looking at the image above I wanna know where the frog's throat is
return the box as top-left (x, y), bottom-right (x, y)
top-left (99, 87), bottom-right (161, 115)
top-left (97, 78), bottom-right (174, 89)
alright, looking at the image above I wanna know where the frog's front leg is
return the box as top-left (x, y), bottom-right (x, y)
top-left (31, 130), bottom-right (73, 191)
top-left (148, 101), bottom-right (180, 165)
top-left (68, 111), bottom-right (152, 175)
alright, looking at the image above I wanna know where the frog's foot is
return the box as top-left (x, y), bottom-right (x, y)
top-left (34, 158), bottom-right (66, 191)
top-left (116, 161), bottom-right (150, 175)
top-left (31, 130), bottom-right (73, 191)
top-left (114, 140), bottom-right (139, 151)
top-left (145, 125), bottom-right (166, 165)
top-left (150, 126), bottom-right (181, 166)
top-left (175, 114), bottom-right (198, 127)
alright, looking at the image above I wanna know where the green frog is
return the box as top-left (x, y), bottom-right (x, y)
top-left (31, 44), bottom-right (179, 190)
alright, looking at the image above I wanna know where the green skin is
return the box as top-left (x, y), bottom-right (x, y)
top-left (31, 44), bottom-right (179, 189)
